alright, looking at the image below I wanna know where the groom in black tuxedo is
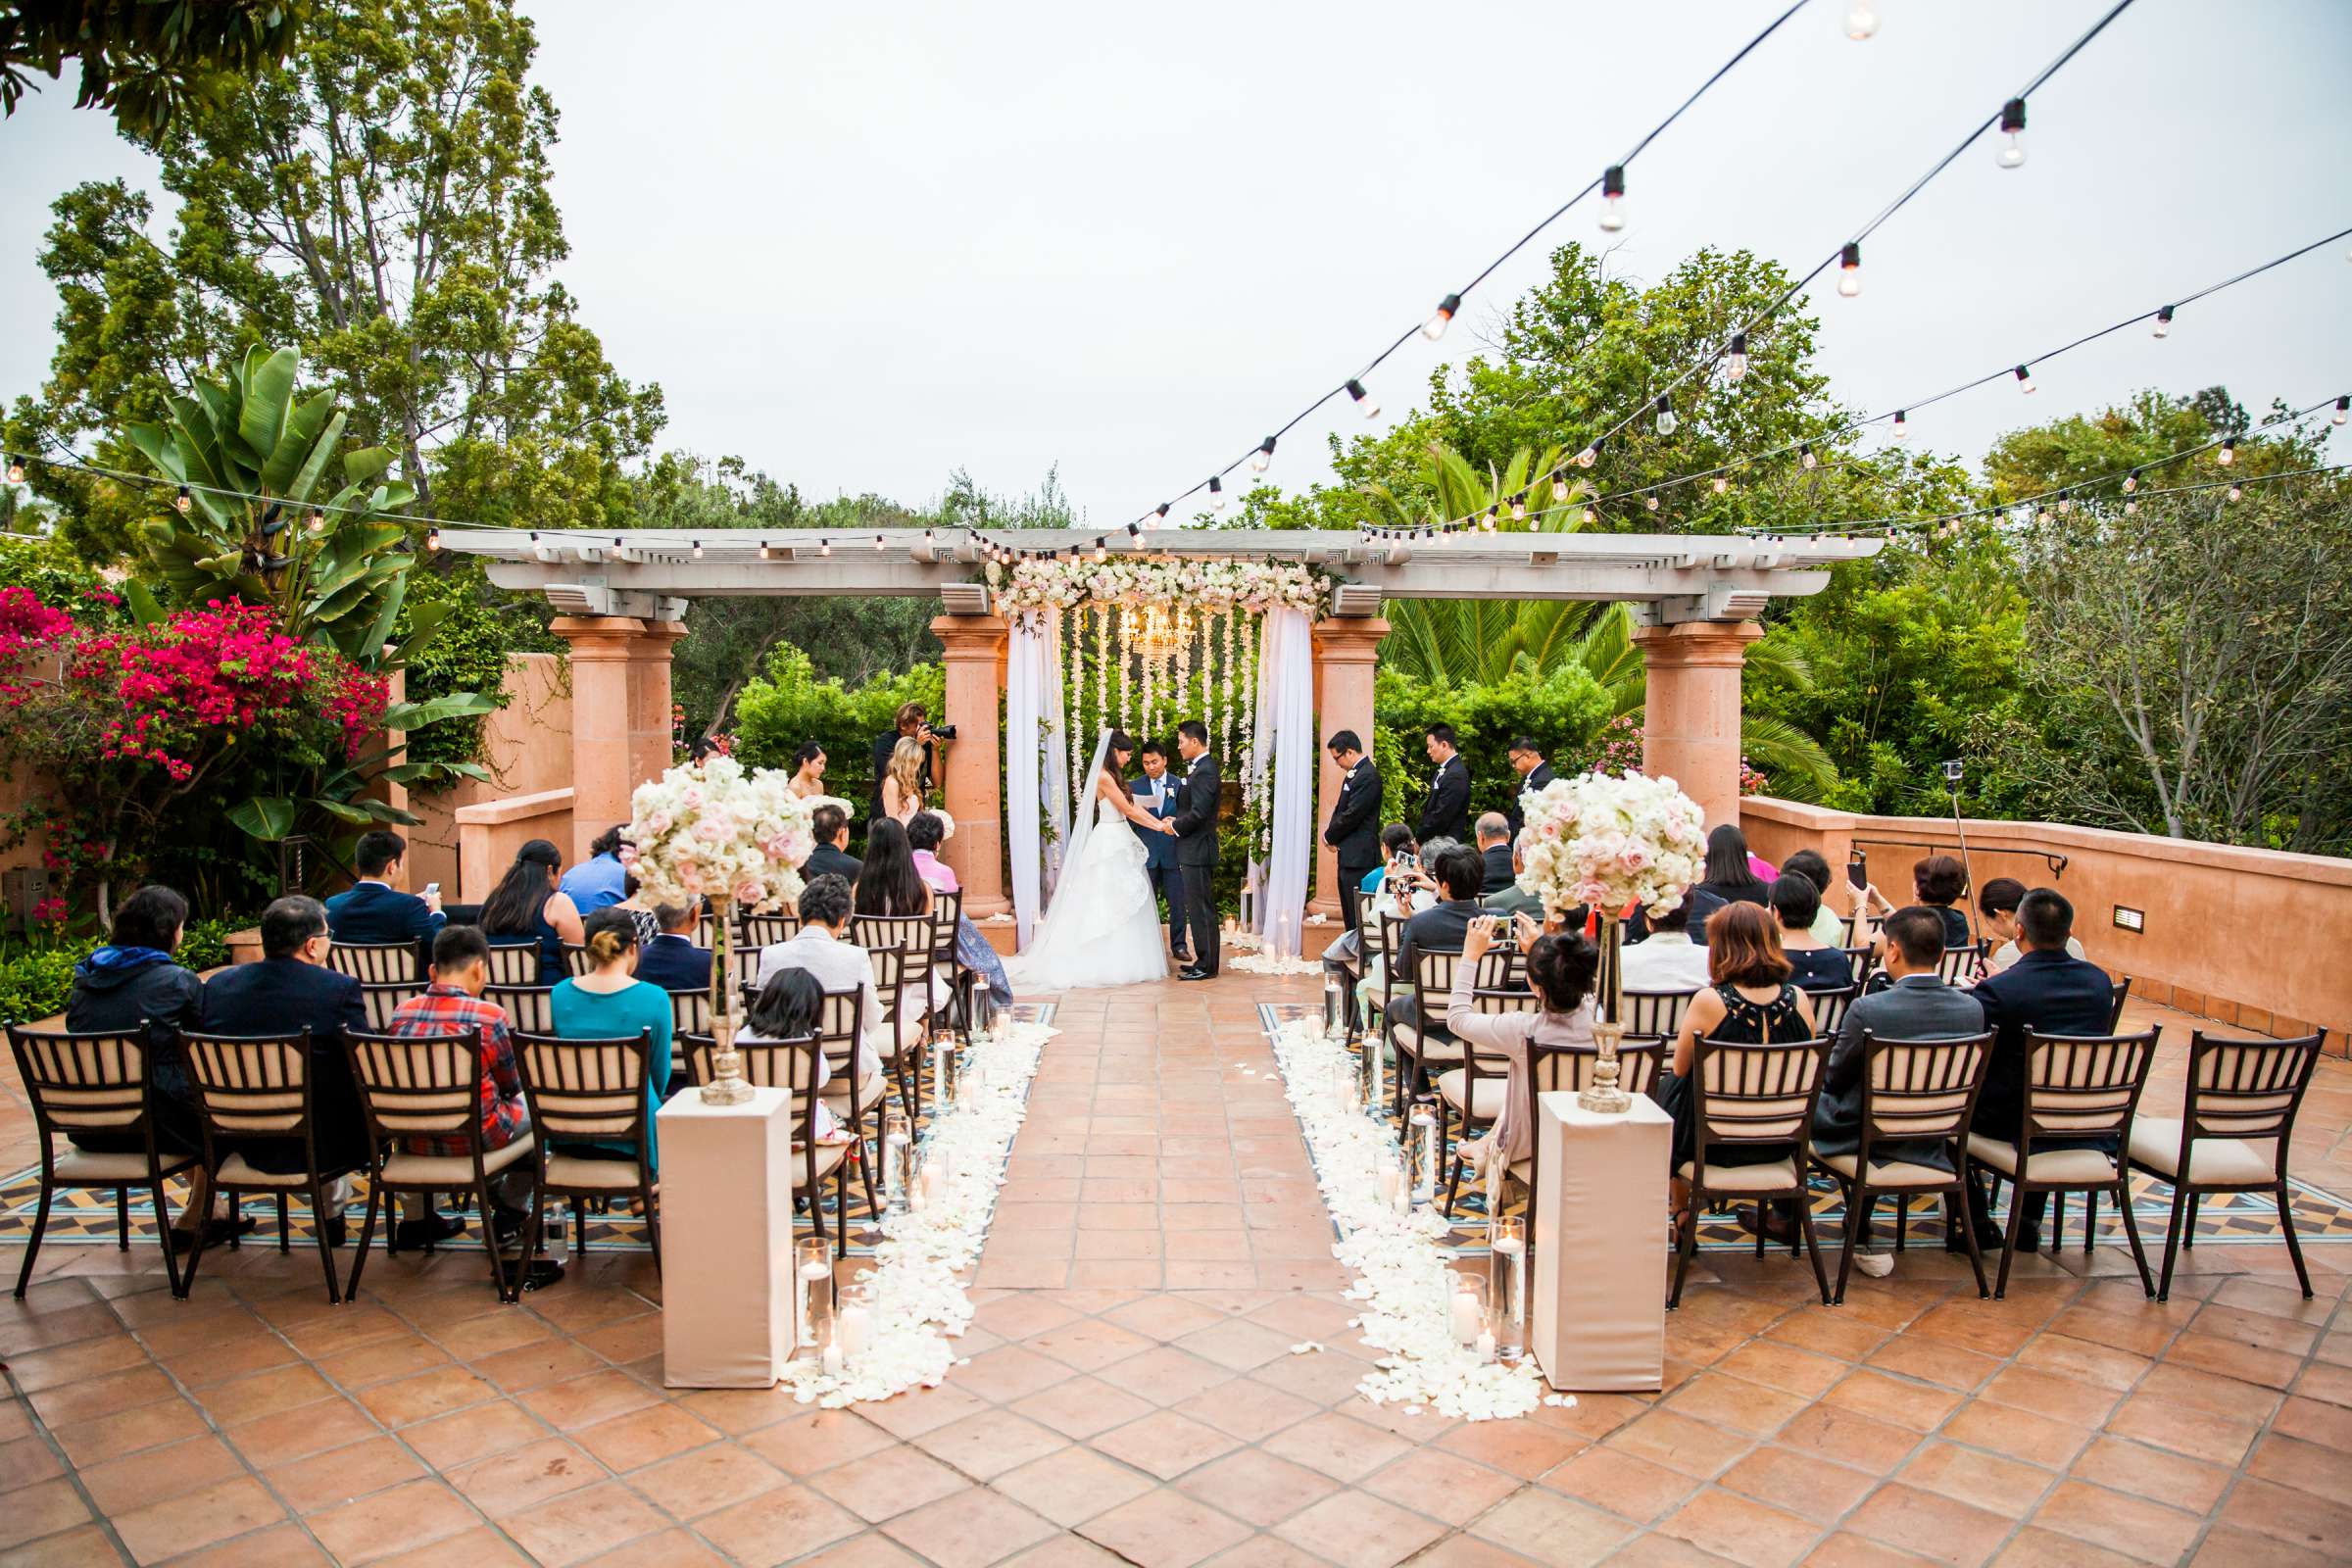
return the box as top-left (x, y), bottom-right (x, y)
top-left (1163, 720), bottom-right (1222, 980)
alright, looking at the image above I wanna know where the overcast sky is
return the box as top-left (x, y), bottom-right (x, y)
top-left (3, 0), bottom-right (2347, 527)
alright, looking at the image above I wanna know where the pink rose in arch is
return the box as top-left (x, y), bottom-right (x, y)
top-left (733, 878), bottom-right (766, 906)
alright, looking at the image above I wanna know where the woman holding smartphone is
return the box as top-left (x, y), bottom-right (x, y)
top-left (1444, 911), bottom-right (1600, 1179)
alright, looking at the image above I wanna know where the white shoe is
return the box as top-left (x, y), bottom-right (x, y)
top-left (1851, 1249), bottom-right (1893, 1279)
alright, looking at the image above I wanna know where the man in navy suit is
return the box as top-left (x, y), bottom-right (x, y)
top-left (1321, 731), bottom-right (1383, 935)
top-left (324, 830), bottom-right (444, 978)
top-left (200, 897), bottom-right (380, 1243)
top-left (634, 903), bottom-right (712, 992)
top-left (1417, 723), bottom-right (1471, 847)
top-left (1969, 888), bottom-right (2116, 1251)
top-left (1133, 740), bottom-right (1190, 964)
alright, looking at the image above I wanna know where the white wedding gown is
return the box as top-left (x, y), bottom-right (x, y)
top-left (1004, 787), bottom-right (1170, 993)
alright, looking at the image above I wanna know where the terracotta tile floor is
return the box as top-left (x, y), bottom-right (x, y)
top-left (3, 971), bottom-right (2349, 1566)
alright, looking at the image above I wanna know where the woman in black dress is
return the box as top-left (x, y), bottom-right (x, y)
top-left (1770, 874), bottom-right (1852, 992)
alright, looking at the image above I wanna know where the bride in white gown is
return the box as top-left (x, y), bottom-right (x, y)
top-left (1003, 731), bottom-right (1171, 992)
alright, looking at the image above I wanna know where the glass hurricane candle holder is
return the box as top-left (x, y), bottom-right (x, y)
top-left (882, 1106), bottom-right (912, 1215)
top-left (1489, 1217), bottom-right (1528, 1362)
top-left (1449, 1270), bottom-right (1491, 1353)
top-left (1358, 1034), bottom-right (1387, 1123)
top-left (1407, 1096), bottom-right (1441, 1208)
top-left (794, 1237), bottom-right (834, 1359)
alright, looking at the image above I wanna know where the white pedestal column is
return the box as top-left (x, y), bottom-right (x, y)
top-left (657, 1086), bottom-right (796, 1389)
top-left (1531, 1091), bottom-right (1670, 1393)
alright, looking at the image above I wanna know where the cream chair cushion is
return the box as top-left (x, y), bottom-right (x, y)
top-left (1965, 1135), bottom-right (2118, 1185)
top-left (381, 1135), bottom-right (535, 1186)
top-left (50, 1149), bottom-right (193, 1184)
top-left (793, 1142), bottom-right (851, 1189)
top-left (820, 1071), bottom-right (887, 1107)
top-left (1676, 1157), bottom-right (1798, 1193)
top-left (1816, 1152), bottom-right (1953, 1190)
top-left (2127, 1117), bottom-right (2278, 1186)
top-left (543, 1153), bottom-right (645, 1190)
top-left (1390, 1025), bottom-right (1461, 1064)
top-left (216, 1153), bottom-right (314, 1189)
top-left (1436, 1068), bottom-right (1505, 1122)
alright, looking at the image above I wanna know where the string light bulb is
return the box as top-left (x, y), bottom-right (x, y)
top-left (2334, 395), bottom-right (2348, 426)
top-left (1725, 332), bottom-right (1747, 381)
top-left (1574, 445), bottom-right (1596, 468)
top-left (2123, 469), bottom-right (2139, 494)
top-left (1597, 165), bottom-right (1627, 232)
top-left (1149, 502), bottom-right (1171, 529)
top-left (1799, 443), bottom-right (1817, 469)
top-left (820, 537), bottom-right (832, 556)
top-left (2014, 365), bottom-right (2036, 395)
top-left (1837, 242), bottom-right (1862, 298)
top-left (425, 524), bottom-right (442, 552)
top-left (758, 540), bottom-right (772, 560)
top-left (1644, 495), bottom-right (1660, 512)
top-left (2218, 437), bottom-right (2236, 466)
top-left (873, 533), bottom-right (886, 550)
top-left (1996, 98), bottom-right (2027, 169)
top-left (1346, 378), bottom-right (1380, 418)
top-left (1843, 0), bottom-right (1880, 39)
top-left (3, 455), bottom-right (21, 484)
top-left (1581, 506), bottom-right (1597, 524)
top-left (174, 485), bottom-right (191, 514)
top-left (307, 508), bottom-right (325, 533)
top-left (691, 539), bottom-right (704, 560)
top-left (1509, 494), bottom-right (1527, 522)
top-left (1208, 474), bottom-right (1226, 512)
top-left (1654, 395), bottom-right (1677, 437)
top-left (1094, 540), bottom-right (1107, 562)
top-left (2125, 497), bottom-right (2138, 515)
top-left (1891, 409), bottom-right (1908, 440)
top-left (2227, 483), bottom-right (2242, 502)
top-left (2153, 306), bottom-right (2173, 340)
top-left (1422, 293), bottom-right (1461, 341)
top-left (1251, 436), bottom-right (1276, 472)
top-left (1712, 475), bottom-right (1730, 495)
top-left (1479, 510), bottom-right (1496, 532)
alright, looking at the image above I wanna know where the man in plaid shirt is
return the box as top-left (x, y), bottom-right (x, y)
top-left (383, 925), bottom-right (558, 1285)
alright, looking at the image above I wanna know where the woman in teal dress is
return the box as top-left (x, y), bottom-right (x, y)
top-left (550, 907), bottom-right (675, 1171)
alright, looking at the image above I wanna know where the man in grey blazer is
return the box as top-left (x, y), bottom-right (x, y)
top-left (1163, 720), bottom-right (1221, 980)
top-left (1745, 904), bottom-right (1989, 1275)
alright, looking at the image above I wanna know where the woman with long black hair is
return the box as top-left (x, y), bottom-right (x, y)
top-left (479, 839), bottom-right (586, 983)
top-left (1680, 824), bottom-right (1772, 945)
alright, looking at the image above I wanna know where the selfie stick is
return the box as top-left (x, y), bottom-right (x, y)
top-left (1942, 759), bottom-right (1980, 944)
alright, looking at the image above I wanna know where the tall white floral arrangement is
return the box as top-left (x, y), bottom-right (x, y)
top-left (627, 755), bottom-right (815, 912)
top-left (1515, 770), bottom-right (1705, 921)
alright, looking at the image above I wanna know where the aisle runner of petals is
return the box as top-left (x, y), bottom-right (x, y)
top-left (1266, 1016), bottom-right (1558, 1422)
top-left (777, 1012), bottom-right (1059, 1408)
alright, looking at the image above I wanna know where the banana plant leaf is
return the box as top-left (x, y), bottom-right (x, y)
top-left (226, 797), bottom-right (299, 842)
top-left (382, 693), bottom-right (499, 730)
top-left (236, 346), bottom-right (298, 468)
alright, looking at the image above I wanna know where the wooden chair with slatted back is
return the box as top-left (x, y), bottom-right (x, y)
top-left (1513, 1032), bottom-right (1665, 1238)
top-left (1806, 985), bottom-right (1858, 1039)
top-left (487, 984), bottom-right (558, 1036)
top-left (1672, 1034), bottom-right (1837, 1309)
top-left (331, 941), bottom-right (419, 985)
top-left (666, 990), bottom-right (710, 1087)
top-left (1806, 1031), bottom-right (1993, 1304)
top-left (485, 942), bottom-right (543, 987)
top-left (7, 1025), bottom-right (199, 1298)
top-left (1621, 989), bottom-right (1697, 1043)
top-left (1936, 942), bottom-right (1986, 985)
top-left (511, 1030), bottom-right (661, 1273)
top-left (852, 914), bottom-right (931, 1113)
top-left (1967, 1028), bottom-right (2160, 1299)
top-left (180, 1030), bottom-right (346, 1301)
top-left (344, 1030), bottom-right (539, 1302)
top-left (741, 911), bottom-right (801, 951)
top-left (2128, 1029), bottom-right (2327, 1301)
top-left (361, 982), bottom-right (424, 1031)
top-left (683, 1031), bottom-right (849, 1247)
top-left (561, 942), bottom-right (595, 979)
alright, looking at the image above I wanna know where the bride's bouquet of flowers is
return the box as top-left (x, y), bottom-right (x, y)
top-left (1515, 770), bottom-right (1705, 921)
top-left (628, 755), bottom-right (815, 911)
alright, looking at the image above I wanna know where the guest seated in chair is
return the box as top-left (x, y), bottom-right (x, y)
top-left (804, 803), bottom-right (863, 884)
top-left (66, 884), bottom-right (233, 1252)
top-left (1745, 905), bottom-right (1984, 1276)
top-left (632, 903), bottom-right (711, 993)
top-left (324, 830), bottom-right (445, 977)
top-left (740, 966), bottom-right (851, 1142)
top-left (1771, 874), bottom-right (1852, 992)
top-left (907, 811), bottom-right (1013, 1008)
top-left (756, 873), bottom-right (891, 1089)
top-left (1779, 849), bottom-right (1857, 950)
top-left (1474, 813), bottom-right (1516, 896)
top-left (549, 909), bottom-right (674, 1174)
top-left (383, 925), bottom-right (558, 1284)
top-left (1682, 825), bottom-right (1772, 942)
top-left (1446, 913), bottom-right (1599, 1178)
top-left (479, 839), bottom-right (586, 985)
top-left (1480, 833), bottom-right (1544, 920)
top-left (1968, 888), bottom-right (2112, 1252)
top-left (1618, 899), bottom-right (1711, 993)
top-left (560, 824), bottom-right (636, 914)
top-left (199, 896), bottom-right (374, 1242)
top-left (1656, 903), bottom-right (1819, 1229)
top-left (1913, 854), bottom-right (1974, 949)
top-left (1977, 877), bottom-right (2084, 974)
top-left (1382, 842), bottom-right (1489, 1050)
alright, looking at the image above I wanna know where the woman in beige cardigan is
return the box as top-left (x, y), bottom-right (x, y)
top-left (1446, 912), bottom-right (1602, 1176)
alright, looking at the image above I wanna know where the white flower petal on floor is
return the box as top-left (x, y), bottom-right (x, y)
top-left (1266, 1016), bottom-right (1559, 1422)
top-left (1232, 951), bottom-right (1323, 977)
top-left (774, 1015), bottom-right (1058, 1409)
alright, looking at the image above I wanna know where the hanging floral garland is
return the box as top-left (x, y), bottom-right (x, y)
top-left (1222, 608), bottom-right (1240, 764)
top-left (1201, 608), bottom-right (1217, 759)
top-left (1116, 603), bottom-right (1130, 734)
top-left (985, 555), bottom-right (1331, 619)
top-left (1095, 603), bottom-right (1108, 747)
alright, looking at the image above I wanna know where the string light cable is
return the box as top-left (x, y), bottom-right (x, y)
top-left (1103, 0), bottom-right (1818, 533)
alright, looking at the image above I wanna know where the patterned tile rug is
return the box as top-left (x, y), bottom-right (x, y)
top-left (0, 1002), bottom-right (1054, 1259)
top-left (1257, 1001), bottom-right (2352, 1258)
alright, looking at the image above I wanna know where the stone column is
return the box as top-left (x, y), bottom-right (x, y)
top-left (626, 620), bottom-right (690, 791)
top-left (1308, 617), bottom-right (1389, 920)
top-left (550, 616), bottom-right (646, 866)
top-left (1634, 619), bottom-right (1765, 832)
top-left (930, 613), bottom-right (1009, 919)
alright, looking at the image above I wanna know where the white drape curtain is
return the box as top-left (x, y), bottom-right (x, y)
top-left (1253, 607), bottom-right (1315, 958)
top-left (1004, 611), bottom-right (1068, 948)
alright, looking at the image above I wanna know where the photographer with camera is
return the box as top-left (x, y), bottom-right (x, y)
top-left (869, 702), bottom-right (954, 826)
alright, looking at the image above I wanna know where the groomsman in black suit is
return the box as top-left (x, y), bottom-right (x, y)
top-left (1321, 730), bottom-right (1383, 934)
top-left (1504, 736), bottom-right (1558, 835)
top-left (1132, 739), bottom-right (1190, 965)
top-left (1417, 723), bottom-right (1471, 847)
top-left (1162, 721), bottom-right (1222, 980)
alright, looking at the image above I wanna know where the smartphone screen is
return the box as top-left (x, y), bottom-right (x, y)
top-left (1844, 856), bottom-right (1867, 890)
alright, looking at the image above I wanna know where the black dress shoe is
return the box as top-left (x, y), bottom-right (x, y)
top-left (1176, 967), bottom-right (1210, 982)
top-left (322, 1214), bottom-right (348, 1249)
top-left (395, 1213), bottom-right (465, 1250)
top-left (512, 1257), bottom-right (565, 1292)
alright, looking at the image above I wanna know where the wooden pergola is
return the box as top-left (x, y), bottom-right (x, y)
top-left (438, 526), bottom-right (1881, 919)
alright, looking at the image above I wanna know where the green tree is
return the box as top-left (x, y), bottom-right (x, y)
top-left (0, 0), bottom-right (305, 143)
top-left (8, 0), bottom-right (661, 562)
